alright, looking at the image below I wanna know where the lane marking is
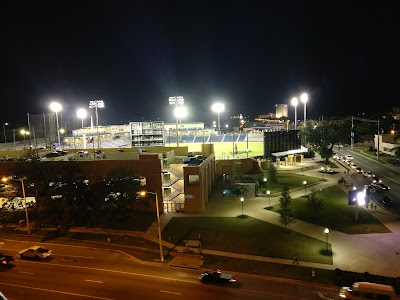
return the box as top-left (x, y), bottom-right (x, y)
top-left (160, 290), bottom-right (182, 295)
top-left (59, 255), bottom-right (93, 259)
top-left (85, 279), bottom-right (103, 283)
top-left (18, 271), bottom-right (35, 275)
top-left (240, 288), bottom-right (299, 299)
top-left (0, 282), bottom-right (115, 300)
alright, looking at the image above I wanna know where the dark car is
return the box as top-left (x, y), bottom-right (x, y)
top-left (378, 195), bottom-right (394, 207)
top-left (45, 152), bottom-right (61, 158)
top-left (199, 269), bottom-right (237, 285)
top-left (374, 183), bottom-right (390, 191)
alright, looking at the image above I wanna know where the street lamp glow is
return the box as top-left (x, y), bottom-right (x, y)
top-left (267, 190), bottom-right (271, 208)
top-left (300, 92), bottom-right (308, 125)
top-left (50, 102), bottom-right (62, 147)
top-left (211, 102), bottom-right (225, 133)
top-left (303, 180), bottom-right (307, 196)
top-left (174, 106), bottom-right (187, 123)
top-left (324, 227), bottom-right (330, 254)
top-left (77, 108), bottom-right (87, 128)
top-left (240, 196), bottom-right (244, 216)
top-left (291, 97), bottom-right (298, 130)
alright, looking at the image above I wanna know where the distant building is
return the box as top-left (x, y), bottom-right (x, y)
top-left (275, 104), bottom-right (288, 118)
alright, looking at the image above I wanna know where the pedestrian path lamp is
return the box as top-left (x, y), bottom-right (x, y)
top-left (138, 190), bottom-right (164, 262)
top-left (2, 177), bottom-right (30, 234)
top-left (267, 190), bottom-right (271, 208)
top-left (240, 197), bottom-right (244, 216)
top-left (303, 180), bottom-right (307, 196)
top-left (324, 228), bottom-right (329, 254)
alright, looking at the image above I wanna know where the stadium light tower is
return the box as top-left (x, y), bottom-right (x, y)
top-left (211, 102), bottom-right (225, 134)
top-left (77, 108), bottom-right (88, 128)
top-left (291, 97), bottom-right (298, 130)
top-left (89, 100), bottom-right (104, 149)
top-left (300, 92), bottom-right (308, 126)
top-left (169, 96), bottom-right (184, 147)
top-left (49, 102), bottom-right (62, 147)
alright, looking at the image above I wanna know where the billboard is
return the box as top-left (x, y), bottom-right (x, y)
top-left (348, 189), bottom-right (369, 205)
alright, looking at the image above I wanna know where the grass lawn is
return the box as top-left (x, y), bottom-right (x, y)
top-left (162, 216), bottom-right (333, 264)
top-left (269, 185), bottom-right (391, 234)
top-left (259, 172), bottom-right (323, 195)
top-left (202, 254), bottom-right (336, 285)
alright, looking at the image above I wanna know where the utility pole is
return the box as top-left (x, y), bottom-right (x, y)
top-left (351, 116), bottom-right (354, 151)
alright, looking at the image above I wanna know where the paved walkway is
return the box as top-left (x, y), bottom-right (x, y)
top-left (149, 155), bottom-right (400, 277)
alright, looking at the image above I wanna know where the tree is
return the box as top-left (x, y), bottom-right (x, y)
top-left (90, 166), bottom-right (141, 213)
top-left (266, 161), bottom-right (278, 184)
top-left (304, 119), bottom-right (350, 164)
top-left (278, 184), bottom-right (296, 231)
top-left (305, 188), bottom-right (324, 212)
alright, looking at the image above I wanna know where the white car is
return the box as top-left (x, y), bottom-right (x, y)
top-left (19, 246), bottom-right (52, 259)
top-left (345, 154), bottom-right (353, 160)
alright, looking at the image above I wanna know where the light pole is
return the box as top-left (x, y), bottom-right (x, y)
top-left (303, 180), bottom-right (307, 196)
top-left (169, 96), bottom-right (184, 147)
top-left (300, 93), bottom-right (308, 126)
top-left (291, 97), bottom-right (298, 130)
top-left (2, 177), bottom-right (30, 234)
top-left (20, 130), bottom-right (29, 150)
top-left (50, 102), bottom-right (62, 147)
top-left (174, 105), bottom-right (187, 146)
top-left (267, 190), bottom-right (271, 208)
top-left (240, 196), bottom-right (244, 216)
top-left (211, 103), bottom-right (225, 134)
top-left (324, 228), bottom-right (329, 254)
top-left (138, 191), bottom-right (164, 262)
top-left (89, 100), bottom-right (104, 150)
top-left (77, 108), bottom-right (87, 128)
top-left (3, 122), bottom-right (8, 143)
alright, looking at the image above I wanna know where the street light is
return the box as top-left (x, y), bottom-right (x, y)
top-left (49, 102), bottom-right (62, 147)
top-left (324, 228), bottom-right (330, 254)
top-left (291, 97), bottom-right (298, 130)
top-left (240, 196), bottom-right (244, 216)
top-left (89, 100), bottom-right (104, 149)
top-left (169, 96), bottom-right (184, 147)
top-left (138, 190), bottom-right (164, 262)
top-left (3, 122), bottom-right (9, 143)
top-left (303, 180), bottom-right (307, 196)
top-left (20, 130), bottom-right (30, 150)
top-left (300, 92), bottom-right (308, 126)
top-left (2, 177), bottom-right (30, 234)
top-left (211, 103), bottom-right (225, 134)
top-left (77, 108), bottom-right (87, 128)
top-left (267, 190), bottom-right (271, 208)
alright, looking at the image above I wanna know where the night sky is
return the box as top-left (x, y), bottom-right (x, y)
top-left (0, 0), bottom-right (398, 128)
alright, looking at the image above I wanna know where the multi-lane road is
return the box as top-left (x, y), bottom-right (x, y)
top-left (0, 239), bottom-right (339, 300)
top-left (335, 146), bottom-right (400, 213)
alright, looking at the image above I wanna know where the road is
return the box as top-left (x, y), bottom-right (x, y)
top-left (336, 146), bottom-right (400, 213)
top-left (0, 239), bottom-right (340, 300)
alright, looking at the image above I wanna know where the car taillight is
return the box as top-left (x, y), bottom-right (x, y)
top-left (229, 279), bottom-right (236, 282)
top-left (2, 261), bottom-right (7, 264)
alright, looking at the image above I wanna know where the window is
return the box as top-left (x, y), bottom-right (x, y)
top-left (188, 175), bottom-right (199, 186)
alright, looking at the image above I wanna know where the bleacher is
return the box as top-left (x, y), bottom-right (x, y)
top-left (237, 133), bottom-right (247, 142)
top-left (193, 136), bottom-right (205, 143)
top-left (180, 135), bottom-right (195, 143)
top-left (209, 135), bottom-right (224, 143)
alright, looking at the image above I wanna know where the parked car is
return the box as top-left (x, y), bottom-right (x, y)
top-left (355, 167), bottom-right (363, 173)
top-left (19, 246), bottom-right (52, 259)
top-left (378, 195), bottom-right (394, 207)
top-left (45, 152), bottom-right (61, 158)
top-left (345, 155), bottom-right (353, 160)
top-left (363, 170), bottom-right (373, 178)
top-left (371, 175), bottom-right (382, 184)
